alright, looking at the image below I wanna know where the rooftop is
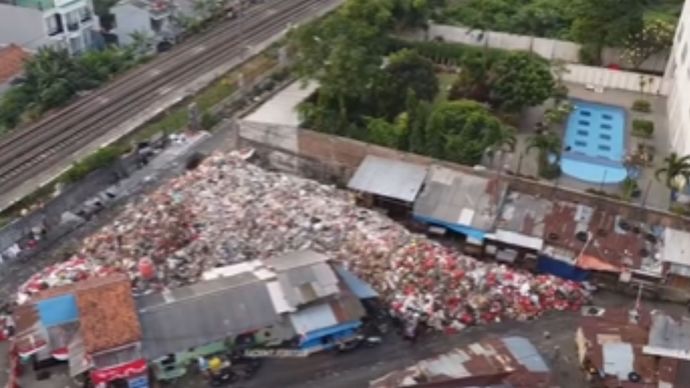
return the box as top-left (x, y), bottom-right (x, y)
top-left (542, 201), bottom-right (664, 274)
top-left (487, 192), bottom-right (552, 251)
top-left (662, 228), bottom-right (690, 267)
top-left (74, 274), bottom-right (141, 353)
top-left (137, 272), bottom-right (282, 359)
top-left (369, 336), bottom-right (551, 388)
top-left (0, 44), bottom-right (29, 84)
top-left (576, 308), bottom-right (686, 387)
top-left (644, 311), bottom-right (690, 360)
top-left (347, 155), bottom-right (428, 203)
top-left (413, 165), bottom-right (507, 236)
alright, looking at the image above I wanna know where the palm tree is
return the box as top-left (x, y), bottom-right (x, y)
top-left (655, 153), bottom-right (690, 192)
top-left (527, 130), bottom-right (561, 160)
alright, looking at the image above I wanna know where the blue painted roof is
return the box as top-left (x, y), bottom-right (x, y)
top-left (334, 266), bottom-right (378, 299)
top-left (36, 294), bottom-right (79, 327)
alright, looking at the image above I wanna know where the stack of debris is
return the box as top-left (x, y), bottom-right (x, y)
top-left (19, 152), bottom-right (589, 331)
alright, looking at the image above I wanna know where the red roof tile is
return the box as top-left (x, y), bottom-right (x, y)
top-left (75, 274), bottom-right (141, 353)
top-left (0, 44), bottom-right (29, 84)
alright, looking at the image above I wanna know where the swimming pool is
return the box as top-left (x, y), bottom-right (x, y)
top-left (560, 100), bottom-right (627, 184)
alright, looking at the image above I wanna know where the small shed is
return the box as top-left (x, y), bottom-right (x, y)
top-left (347, 155), bottom-right (427, 215)
top-left (413, 165), bottom-right (507, 245)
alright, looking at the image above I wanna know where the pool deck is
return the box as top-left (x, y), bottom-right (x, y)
top-left (513, 82), bottom-right (672, 210)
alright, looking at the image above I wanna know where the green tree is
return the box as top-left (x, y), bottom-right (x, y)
top-left (511, 0), bottom-right (573, 38)
top-left (570, 0), bottom-right (645, 61)
top-left (655, 153), bottom-right (690, 192)
top-left (405, 91), bottom-right (432, 153)
top-left (377, 49), bottom-right (439, 119)
top-left (622, 18), bottom-right (675, 69)
top-left (366, 113), bottom-right (409, 148)
top-left (425, 99), bottom-right (512, 165)
top-left (487, 52), bottom-right (554, 112)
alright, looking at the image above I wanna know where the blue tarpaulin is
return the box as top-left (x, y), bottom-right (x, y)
top-left (537, 255), bottom-right (590, 282)
top-left (36, 294), bottom-right (79, 327)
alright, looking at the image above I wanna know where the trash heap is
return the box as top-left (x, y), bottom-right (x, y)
top-left (16, 257), bottom-right (117, 304)
top-left (25, 151), bottom-right (588, 330)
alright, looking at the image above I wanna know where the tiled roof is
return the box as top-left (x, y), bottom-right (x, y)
top-left (0, 44), bottom-right (29, 84)
top-left (75, 274), bottom-right (141, 353)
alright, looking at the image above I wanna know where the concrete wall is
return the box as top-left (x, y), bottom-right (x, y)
top-left (666, 0), bottom-right (690, 156)
top-left (0, 4), bottom-right (51, 50)
top-left (427, 24), bottom-right (669, 74)
top-left (562, 64), bottom-right (671, 95)
top-left (238, 125), bottom-right (690, 230)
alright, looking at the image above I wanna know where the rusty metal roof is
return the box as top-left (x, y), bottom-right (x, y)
top-left (369, 336), bottom-right (551, 388)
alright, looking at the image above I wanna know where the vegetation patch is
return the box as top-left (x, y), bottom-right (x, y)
top-left (632, 119), bottom-right (655, 138)
top-left (631, 99), bottom-right (652, 112)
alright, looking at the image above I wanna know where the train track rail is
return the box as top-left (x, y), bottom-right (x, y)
top-left (0, 0), bottom-right (337, 200)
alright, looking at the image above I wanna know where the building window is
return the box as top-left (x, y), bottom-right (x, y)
top-left (45, 14), bottom-right (63, 35)
top-left (65, 11), bottom-right (79, 31)
top-left (79, 7), bottom-right (92, 22)
top-left (682, 43), bottom-right (688, 65)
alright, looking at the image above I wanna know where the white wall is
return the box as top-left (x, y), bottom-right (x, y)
top-left (427, 24), bottom-right (669, 73)
top-left (0, 4), bottom-right (51, 50)
top-left (111, 3), bottom-right (154, 46)
top-left (666, 0), bottom-right (690, 156)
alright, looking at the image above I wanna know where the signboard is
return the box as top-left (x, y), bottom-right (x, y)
top-left (128, 375), bottom-right (149, 388)
top-left (91, 358), bottom-right (148, 385)
top-left (244, 349), bottom-right (308, 358)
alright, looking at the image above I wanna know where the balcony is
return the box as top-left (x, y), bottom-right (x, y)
top-left (67, 22), bottom-right (79, 31)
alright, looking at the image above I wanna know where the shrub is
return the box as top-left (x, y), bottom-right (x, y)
top-left (579, 44), bottom-right (601, 66)
top-left (632, 119), bottom-right (654, 138)
top-left (632, 99), bottom-right (651, 112)
top-left (61, 145), bottom-right (123, 183)
top-left (201, 111), bottom-right (220, 130)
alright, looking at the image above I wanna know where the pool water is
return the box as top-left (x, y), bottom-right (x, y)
top-left (560, 100), bottom-right (627, 184)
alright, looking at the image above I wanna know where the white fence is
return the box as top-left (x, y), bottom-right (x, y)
top-left (427, 24), bottom-right (669, 74)
top-left (562, 64), bottom-right (671, 95)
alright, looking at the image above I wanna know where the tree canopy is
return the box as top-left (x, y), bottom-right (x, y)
top-left (487, 52), bottom-right (554, 112)
top-left (425, 100), bottom-right (514, 165)
top-left (569, 0), bottom-right (645, 49)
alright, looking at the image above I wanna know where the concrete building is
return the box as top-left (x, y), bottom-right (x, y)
top-left (666, 0), bottom-right (690, 156)
top-left (109, 0), bottom-right (178, 47)
top-left (0, 0), bottom-right (97, 55)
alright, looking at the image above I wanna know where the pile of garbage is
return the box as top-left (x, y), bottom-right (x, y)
top-left (16, 257), bottom-right (117, 304)
top-left (20, 151), bottom-right (588, 330)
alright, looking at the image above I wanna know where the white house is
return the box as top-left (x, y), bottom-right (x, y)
top-left (666, 0), bottom-right (690, 156)
top-left (109, 0), bottom-right (178, 47)
top-left (0, 0), bottom-right (97, 55)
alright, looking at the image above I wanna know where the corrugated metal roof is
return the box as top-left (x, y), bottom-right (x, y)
top-left (645, 312), bottom-right (690, 355)
top-left (334, 265), bottom-right (378, 299)
top-left (347, 155), bottom-right (428, 203)
top-left (264, 250), bottom-right (330, 271)
top-left (278, 262), bottom-right (339, 307)
top-left (662, 228), bottom-right (690, 266)
top-left (413, 166), bottom-right (506, 232)
top-left (137, 273), bottom-right (282, 359)
top-left (502, 336), bottom-right (549, 373)
top-left (603, 342), bottom-right (634, 380)
top-left (289, 302), bottom-right (338, 334)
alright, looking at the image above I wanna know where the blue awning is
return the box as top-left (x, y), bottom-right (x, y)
top-left (413, 215), bottom-right (487, 242)
top-left (334, 266), bottom-right (378, 299)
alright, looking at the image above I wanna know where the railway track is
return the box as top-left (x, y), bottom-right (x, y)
top-left (0, 0), bottom-right (337, 199)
